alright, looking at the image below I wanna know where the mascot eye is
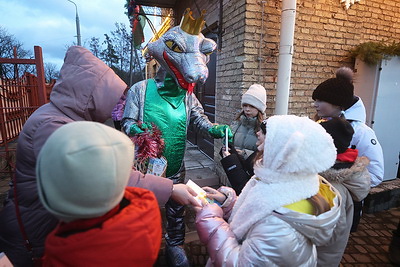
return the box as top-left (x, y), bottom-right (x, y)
top-left (200, 38), bottom-right (216, 56)
top-left (165, 40), bottom-right (183, 53)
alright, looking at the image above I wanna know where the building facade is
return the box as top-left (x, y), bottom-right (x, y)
top-left (138, 0), bottom-right (400, 180)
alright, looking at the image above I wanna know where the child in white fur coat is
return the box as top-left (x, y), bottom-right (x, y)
top-left (195, 115), bottom-right (342, 266)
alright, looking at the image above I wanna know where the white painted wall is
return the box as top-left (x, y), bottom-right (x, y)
top-left (354, 56), bottom-right (400, 180)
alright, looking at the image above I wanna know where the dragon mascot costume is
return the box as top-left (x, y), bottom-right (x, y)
top-left (121, 8), bottom-right (232, 267)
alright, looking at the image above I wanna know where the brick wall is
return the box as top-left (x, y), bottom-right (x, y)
top-left (174, 0), bottom-right (400, 180)
top-left (291, 0), bottom-right (400, 116)
top-left (183, 0), bottom-right (400, 121)
top-left (175, 0), bottom-right (400, 119)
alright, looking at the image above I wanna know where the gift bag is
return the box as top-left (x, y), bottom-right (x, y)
top-left (131, 122), bottom-right (166, 176)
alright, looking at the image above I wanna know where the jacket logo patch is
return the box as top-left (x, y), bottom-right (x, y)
top-left (371, 139), bottom-right (377, 145)
top-left (227, 165), bottom-right (237, 171)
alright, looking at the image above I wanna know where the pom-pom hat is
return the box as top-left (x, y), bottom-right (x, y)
top-left (241, 84), bottom-right (267, 113)
top-left (312, 78), bottom-right (354, 109)
top-left (335, 66), bottom-right (354, 83)
top-left (36, 121), bottom-right (135, 222)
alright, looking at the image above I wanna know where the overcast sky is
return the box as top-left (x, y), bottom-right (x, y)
top-left (0, 0), bottom-right (159, 69)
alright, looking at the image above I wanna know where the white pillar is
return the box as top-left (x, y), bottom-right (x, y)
top-left (274, 0), bottom-right (296, 115)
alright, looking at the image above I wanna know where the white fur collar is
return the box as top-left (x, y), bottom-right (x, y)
top-left (229, 173), bottom-right (319, 241)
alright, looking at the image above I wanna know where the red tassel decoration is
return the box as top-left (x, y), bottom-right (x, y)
top-left (131, 122), bottom-right (165, 164)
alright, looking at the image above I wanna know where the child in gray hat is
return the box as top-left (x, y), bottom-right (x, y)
top-left (37, 121), bottom-right (161, 266)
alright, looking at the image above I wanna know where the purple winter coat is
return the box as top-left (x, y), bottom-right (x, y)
top-left (0, 46), bottom-right (172, 266)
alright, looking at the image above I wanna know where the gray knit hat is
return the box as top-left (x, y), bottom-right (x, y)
top-left (36, 121), bottom-right (135, 222)
top-left (241, 84), bottom-right (267, 113)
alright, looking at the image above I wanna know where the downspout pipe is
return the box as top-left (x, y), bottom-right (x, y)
top-left (274, 0), bottom-right (296, 115)
top-left (218, 0), bottom-right (223, 51)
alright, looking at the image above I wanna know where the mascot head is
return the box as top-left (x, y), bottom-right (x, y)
top-left (148, 8), bottom-right (217, 93)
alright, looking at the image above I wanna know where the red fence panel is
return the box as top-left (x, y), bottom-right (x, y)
top-left (0, 46), bottom-right (50, 179)
top-left (0, 75), bottom-right (40, 145)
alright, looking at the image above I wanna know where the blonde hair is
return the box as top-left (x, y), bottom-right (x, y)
top-left (307, 193), bottom-right (331, 215)
top-left (235, 110), bottom-right (265, 132)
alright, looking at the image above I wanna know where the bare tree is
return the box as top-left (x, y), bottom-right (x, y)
top-left (100, 34), bottom-right (119, 67)
top-left (110, 22), bottom-right (131, 73)
top-left (44, 62), bottom-right (60, 82)
top-left (0, 27), bottom-right (34, 78)
top-left (88, 37), bottom-right (101, 57)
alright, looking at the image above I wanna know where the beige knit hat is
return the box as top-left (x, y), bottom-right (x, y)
top-left (241, 84), bottom-right (267, 113)
top-left (36, 121), bottom-right (135, 222)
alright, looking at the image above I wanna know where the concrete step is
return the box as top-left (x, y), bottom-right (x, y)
top-left (185, 167), bottom-right (220, 188)
top-left (364, 178), bottom-right (400, 213)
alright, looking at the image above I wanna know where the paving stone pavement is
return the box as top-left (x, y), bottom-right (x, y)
top-left (340, 206), bottom-right (400, 266)
top-left (153, 143), bottom-right (400, 266)
top-left (155, 204), bottom-right (400, 267)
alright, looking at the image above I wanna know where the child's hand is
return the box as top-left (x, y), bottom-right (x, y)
top-left (203, 186), bottom-right (227, 204)
top-left (222, 150), bottom-right (230, 157)
top-left (171, 184), bottom-right (201, 207)
top-left (220, 146), bottom-right (231, 158)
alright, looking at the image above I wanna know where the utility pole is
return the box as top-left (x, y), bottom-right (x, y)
top-left (67, 0), bottom-right (82, 46)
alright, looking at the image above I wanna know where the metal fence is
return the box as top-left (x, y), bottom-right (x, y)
top-left (0, 46), bottom-right (49, 203)
top-left (0, 74), bottom-right (42, 145)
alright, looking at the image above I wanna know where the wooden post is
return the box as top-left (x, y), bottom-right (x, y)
top-left (34, 46), bottom-right (47, 106)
